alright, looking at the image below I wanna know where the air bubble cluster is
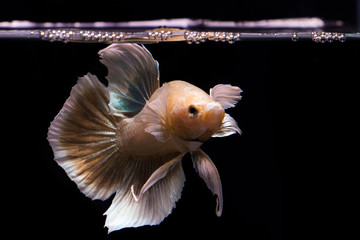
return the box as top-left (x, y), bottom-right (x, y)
top-left (184, 31), bottom-right (240, 44)
top-left (311, 32), bottom-right (346, 43)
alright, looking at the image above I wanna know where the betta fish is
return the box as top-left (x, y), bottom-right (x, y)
top-left (47, 44), bottom-right (242, 233)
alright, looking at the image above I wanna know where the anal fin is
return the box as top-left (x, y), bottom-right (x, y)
top-left (104, 155), bottom-right (185, 232)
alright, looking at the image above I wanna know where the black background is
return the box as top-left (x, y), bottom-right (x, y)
top-left (1, 1), bottom-right (358, 239)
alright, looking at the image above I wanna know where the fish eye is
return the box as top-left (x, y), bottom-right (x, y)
top-left (188, 105), bottom-right (198, 118)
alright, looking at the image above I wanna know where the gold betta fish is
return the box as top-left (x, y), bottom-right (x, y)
top-left (48, 44), bottom-right (242, 232)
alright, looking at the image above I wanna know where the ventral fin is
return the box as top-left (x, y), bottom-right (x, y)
top-left (210, 84), bottom-right (242, 109)
top-left (131, 154), bottom-right (184, 202)
top-left (99, 44), bottom-right (160, 117)
top-left (212, 113), bottom-right (241, 137)
top-left (191, 149), bottom-right (223, 217)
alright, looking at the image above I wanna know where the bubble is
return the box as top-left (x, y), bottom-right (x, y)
top-left (291, 33), bottom-right (299, 42)
top-left (312, 32), bottom-right (347, 43)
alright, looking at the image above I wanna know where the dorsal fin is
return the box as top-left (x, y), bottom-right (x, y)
top-left (99, 44), bottom-right (160, 117)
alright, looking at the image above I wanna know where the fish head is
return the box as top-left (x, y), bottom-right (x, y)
top-left (167, 81), bottom-right (225, 142)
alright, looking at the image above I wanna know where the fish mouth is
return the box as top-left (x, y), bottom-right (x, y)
top-left (196, 102), bottom-right (225, 142)
top-left (205, 102), bottom-right (225, 124)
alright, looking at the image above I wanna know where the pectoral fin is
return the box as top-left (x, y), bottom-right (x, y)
top-left (212, 113), bottom-right (241, 137)
top-left (133, 83), bottom-right (171, 142)
top-left (191, 149), bottom-right (223, 216)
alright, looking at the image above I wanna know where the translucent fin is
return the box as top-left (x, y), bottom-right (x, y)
top-left (133, 83), bottom-right (170, 142)
top-left (99, 44), bottom-right (160, 117)
top-left (191, 149), bottom-right (223, 217)
top-left (47, 73), bottom-right (125, 200)
top-left (212, 113), bottom-right (241, 137)
top-left (104, 156), bottom-right (185, 232)
top-left (131, 154), bottom-right (184, 202)
top-left (210, 84), bottom-right (242, 109)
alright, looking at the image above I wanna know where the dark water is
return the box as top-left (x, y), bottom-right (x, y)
top-left (1, 1), bottom-right (358, 240)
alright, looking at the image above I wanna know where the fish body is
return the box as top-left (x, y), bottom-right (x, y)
top-left (48, 44), bottom-right (242, 232)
